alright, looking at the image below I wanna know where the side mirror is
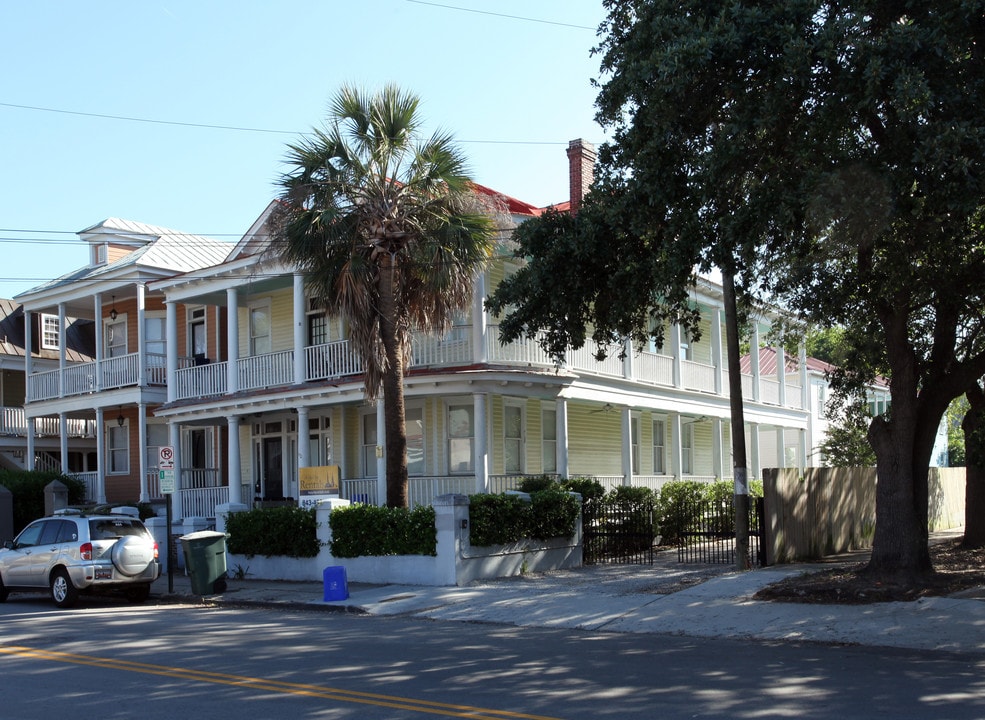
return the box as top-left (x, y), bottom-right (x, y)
top-left (2, 540), bottom-right (12, 550)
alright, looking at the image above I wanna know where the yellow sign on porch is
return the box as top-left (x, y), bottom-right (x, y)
top-left (299, 465), bottom-right (340, 496)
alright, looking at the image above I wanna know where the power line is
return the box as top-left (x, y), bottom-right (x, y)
top-left (405, 0), bottom-right (597, 31)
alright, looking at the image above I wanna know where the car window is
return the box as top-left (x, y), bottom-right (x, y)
top-left (14, 522), bottom-right (44, 548)
top-left (55, 520), bottom-right (79, 543)
top-left (90, 519), bottom-right (146, 539)
top-left (39, 520), bottom-right (63, 545)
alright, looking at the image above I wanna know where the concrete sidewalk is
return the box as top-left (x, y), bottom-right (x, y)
top-left (152, 546), bottom-right (985, 656)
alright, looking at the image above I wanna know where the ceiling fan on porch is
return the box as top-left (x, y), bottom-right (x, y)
top-left (589, 403), bottom-right (615, 414)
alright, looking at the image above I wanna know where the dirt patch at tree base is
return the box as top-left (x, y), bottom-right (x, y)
top-left (754, 540), bottom-right (985, 604)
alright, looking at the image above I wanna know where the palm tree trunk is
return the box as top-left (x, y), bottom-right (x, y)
top-left (378, 252), bottom-right (409, 508)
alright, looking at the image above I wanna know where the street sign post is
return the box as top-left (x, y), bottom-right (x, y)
top-left (158, 446), bottom-right (176, 593)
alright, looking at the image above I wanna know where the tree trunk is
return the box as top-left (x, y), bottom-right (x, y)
top-left (722, 271), bottom-right (750, 571)
top-left (378, 253), bottom-right (409, 508)
top-left (963, 384), bottom-right (985, 548)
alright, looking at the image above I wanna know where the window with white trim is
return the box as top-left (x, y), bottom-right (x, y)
top-left (406, 406), bottom-right (425, 476)
top-left (188, 307), bottom-right (207, 358)
top-left (249, 302), bottom-right (271, 355)
top-left (108, 424), bottom-right (129, 474)
top-left (447, 403), bottom-right (474, 474)
top-left (41, 314), bottom-right (59, 350)
top-left (542, 407), bottom-right (557, 474)
top-left (631, 415), bottom-right (640, 474)
top-left (653, 419), bottom-right (666, 474)
top-left (504, 403), bottom-right (525, 474)
top-left (105, 317), bottom-right (127, 357)
top-left (681, 423), bottom-right (694, 475)
top-left (361, 411), bottom-right (377, 477)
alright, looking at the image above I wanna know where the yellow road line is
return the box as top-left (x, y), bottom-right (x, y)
top-left (0, 645), bottom-right (562, 720)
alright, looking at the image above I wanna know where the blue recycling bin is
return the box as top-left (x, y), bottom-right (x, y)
top-left (323, 565), bottom-right (348, 601)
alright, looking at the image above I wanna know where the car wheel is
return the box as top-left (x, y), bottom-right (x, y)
top-left (0, 574), bottom-right (8, 603)
top-left (124, 584), bottom-right (151, 604)
top-left (111, 535), bottom-right (155, 577)
top-left (50, 568), bottom-right (79, 609)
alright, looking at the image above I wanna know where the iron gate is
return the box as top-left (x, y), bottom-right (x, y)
top-left (582, 497), bottom-right (656, 565)
top-left (676, 495), bottom-right (766, 567)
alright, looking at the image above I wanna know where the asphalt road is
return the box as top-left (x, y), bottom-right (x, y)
top-left (1, 597), bottom-right (984, 719)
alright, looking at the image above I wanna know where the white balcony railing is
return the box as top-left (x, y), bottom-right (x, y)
top-left (28, 351), bottom-right (167, 402)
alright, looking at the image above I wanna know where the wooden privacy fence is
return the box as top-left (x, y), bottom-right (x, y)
top-left (763, 466), bottom-right (966, 564)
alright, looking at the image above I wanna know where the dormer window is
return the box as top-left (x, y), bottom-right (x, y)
top-left (94, 244), bottom-right (108, 265)
top-left (41, 313), bottom-right (60, 350)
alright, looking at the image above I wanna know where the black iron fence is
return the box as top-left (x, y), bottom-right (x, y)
top-left (582, 497), bottom-right (656, 565)
top-left (675, 495), bottom-right (766, 567)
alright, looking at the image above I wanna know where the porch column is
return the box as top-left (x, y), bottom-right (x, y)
top-left (749, 422), bottom-right (761, 480)
top-left (776, 338), bottom-right (786, 407)
top-left (138, 402), bottom-right (149, 502)
top-left (623, 338), bottom-right (635, 380)
top-left (166, 300), bottom-right (178, 403)
top-left (227, 416), bottom-right (242, 505)
top-left (26, 417), bottom-right (36, 471)
top-left (168, 421), bottom-right (182, 519)
top-left (472, 271), bottom-right (488, 364)
top-left (474, 393), bottom-right (489, 493)
top-left (297, 406), bottom-right (310, 469)
top-left (670, 324), bottom-right (683, 388)
top-left (750, 322), bottom-right (761, 402)
top-left (59, 412), bottom-right (69, 473)
top-left (375, 399), bottom-right (386, 505)
top-left (712, 308), bottom-right (724, 396)
top-left (557, 397), bottom-right (569, 478)
top-left (621, 405), bottom-right (632, 486)
top-left (293, 272), bottom-right (305, 384)
top-left (776, 426), bottom-right (786, 468)
top-left (799, 342), bottom-right (809, 410)
top-left (58, 302), bottom-right (67, 397)
top-left (798, 428), bottom-right (808, 472)
top-left (93, 296), bottom-right (103, 391)
top-left (712, 417), bottom-right (724, 479)
top-left (23, 309), bottom-right (32, 401)
top-left (338, 409), bottom-right (347, 485)
top-left (137, 283), bottom-right (147, 387)
top-left (96, 407), bottom-right (107, 504)
top-left (669, 412), bottom-right (682, 478)
top-left (226, 288), bottom-right (239, 394)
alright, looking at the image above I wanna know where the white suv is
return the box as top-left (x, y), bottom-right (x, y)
top-left (0, 511), bottom-right (160, 608)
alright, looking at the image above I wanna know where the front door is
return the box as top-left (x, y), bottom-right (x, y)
top-left (263, 437), bottom-right (284, 501)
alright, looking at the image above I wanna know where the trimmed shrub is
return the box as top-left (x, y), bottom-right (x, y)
top-left (560, 476), bottom-right (606, 501)
top-left (468, 493), bottom-right (532, 546)
top-left (226, 506), bottom-right (321, 558)
top-left (468, 489), bottom-right (579, 546)
top-left (516, 474), bottom-right (558, 494)
top-left (329, 504), bottom-right (436, 558)
top-left (657, 480), bottom-right (706, 543)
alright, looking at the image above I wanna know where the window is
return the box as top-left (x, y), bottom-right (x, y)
top-left (504, 403), bottom-right (524, 474)
top-left (145, 424), bottom-right (169, 472)
top-left (188, 429), bottom-right (208, 469)
top-left (108, 423), bottom-right (128, 474)
top-left (105, 318), bottom-right (127, 357)
top-left (41, 314), bottom-right (59, 350)
top-left (406, 406), bottom-right (424, 476)
top-left (653, 419), bottom-right (666, 474)
top-left (188, 307), bottom-right (207, 358)
top-left (681, 423), bottom-right (693, 475)
top-left (308, 312), bottom-right (329, 346)
top-left (631, 416), bottom-right (640, 474)
top-left (447, 403), bottom-right (474, 474)
top-left (308, 417), bottom-right (334, 467)
top-left (542, 407), bottom-right (557, 474)
top-left (145, 316), bottom-right (166, 379)
top-left (361, 412), bottom-right (378, 477)
top-left (249, 303), bottom-right (271, 355)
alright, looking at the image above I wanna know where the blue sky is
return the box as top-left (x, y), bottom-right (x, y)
top-left (0, 1), bottom-right (607, 298)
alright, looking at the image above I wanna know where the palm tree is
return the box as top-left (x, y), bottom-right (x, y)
top-left (277, 85), bottom-right (496, 507)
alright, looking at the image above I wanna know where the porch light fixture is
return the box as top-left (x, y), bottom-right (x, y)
top-left (110, 295), bottom-right (118, 321)
top-left (117, 409), bottom-right (125, 427)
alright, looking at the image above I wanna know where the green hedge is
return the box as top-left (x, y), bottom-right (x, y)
top-left (226, 506), bottom-right (321, 558)
top-left (1, 470), bottom-right (87, 534)
top-left (468, 488), bottom-right (580, 546)
top-left (329, 504), bottom-right (436, 557)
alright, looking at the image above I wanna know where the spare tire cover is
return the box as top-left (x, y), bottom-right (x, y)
top-left (111, 535), bottom-right (154, 576)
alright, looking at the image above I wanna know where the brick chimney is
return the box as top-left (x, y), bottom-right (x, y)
top-left (566, 138), bottom-right (596, 214)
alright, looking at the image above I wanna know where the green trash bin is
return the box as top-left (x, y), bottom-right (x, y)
top-left (180, 530), bottom-right (229, 595)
